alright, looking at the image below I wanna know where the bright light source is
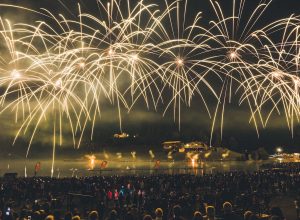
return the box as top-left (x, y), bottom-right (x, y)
top-left (131, 54), bottom-right (138, 61)
top-left (276, 147), bottom-right (283, 153)
top-left (176, 58), bottom-right (184, 66)
top-left (227, 50), bottom-right (240, 61)
top-left (86, 154), bottom-right (96, 170)
top-left (230, 52), bottom-right (237, 59)
top-left (131, 151), bottom-right (136, 159)
top-left (79, 62), bottom-right (85, 68)
top-left (11, 69), bottom-right (21, 79)
top-left (108, 48), bottom-right (114, 55)
top-left (55, 78), bottom-right (63, 88)
top-left (191, 158), bottom-right (195, 168)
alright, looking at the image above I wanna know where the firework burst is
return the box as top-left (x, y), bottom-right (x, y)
top-left (0, 0), bottom-right (299, 174)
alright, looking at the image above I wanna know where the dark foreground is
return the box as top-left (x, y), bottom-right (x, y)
top-left (1, 163), bottom-right (300, 220)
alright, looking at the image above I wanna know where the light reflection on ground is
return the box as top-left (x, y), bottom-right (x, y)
top-left (0, 157), bottom-right (268, 177)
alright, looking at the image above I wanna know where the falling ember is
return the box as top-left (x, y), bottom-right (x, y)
top-left (103, 151), bottom-right (109, 159)
top-left (131, 151), bottom-right (136, 159)
top-left (116, 153), bottom-right (122, 159)
top-left (193, 154), bottom-right (199, 160)
top-left (86, 154), bottom-right (96, 170)
top-left (57, 168), bottom-right (60, 178)
top-left (222, 151), bottom-right (230, 159)
top-left (187, 153), bottom-right (199, 168)
top-left (149, 150), bottom-right (155, 159)
top-left (70, 168), bottom-right (78, 177)
top-left (191, 158), bottom-right (195, 168)
top-left (186, 152), bottom-right (193, 159)
top-left (205, 151), bottom-right (212, 158)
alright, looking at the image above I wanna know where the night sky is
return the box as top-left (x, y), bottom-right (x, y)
top-left (1, 0), bottom-right (300, 157)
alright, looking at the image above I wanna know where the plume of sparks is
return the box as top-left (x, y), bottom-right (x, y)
top-left (0, 0), bottom-right (299, 175)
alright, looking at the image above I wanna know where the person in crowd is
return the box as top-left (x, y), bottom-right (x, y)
top-left (88, 211), bottom-right (99, 220)
top-left (72, 216), bottom-right (81, 220)
top-left (106, 210), bottom-right (118, 220)
top-left (193, 211), bottom-right (203, 220)
top-left (64, 212), bottom-right (73, 220)
top-left (0, 163), bottom-right (299, 220)
top-left (295, 193), bottom-right (300, 220)
top-left (45, 215), bottom-right (54, 220)
top-left (221, 201), bottom-right (241, 220)
top-left (170, 205), bottom-right (185, 220)
top-left (142, 215), bottom-right (152, 220)
top-left (154, 208), bottom-right (163, 220)
top-left (203, 206), bottom-right (215, 220)
top-left (270, 207), bottom-right (285, 220)
top-left (32, 211), bottom-right (41, 220)
top-left (270, 216), bottom-right (281, 220)
top-left (123, 212), bottom-right (135, 220)
top-left (243, 211), bottom-right (252, 220)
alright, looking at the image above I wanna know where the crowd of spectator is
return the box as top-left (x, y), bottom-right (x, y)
top-left (1, 162), bottom-right (300, 220)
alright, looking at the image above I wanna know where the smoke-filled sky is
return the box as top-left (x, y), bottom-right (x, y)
top-left (1, 0), bottom-right (300, 158)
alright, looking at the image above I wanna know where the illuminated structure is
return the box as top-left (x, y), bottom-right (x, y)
top-left (163, 141), bottom-right (211, 154)
top-left (162, 141), bottom-right (183, 151)
top-left (182, 142), bottom-right (210, 152)
top-left (113, 133), bottom-right (130, 139)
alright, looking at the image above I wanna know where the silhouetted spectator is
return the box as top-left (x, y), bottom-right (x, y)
top-left (221, 202), bottom-right (241, 220)
top-left (203, 206), bottom-right (215, 220)
top-left (270, 207), bottom-right (285, 220)
top-left (106, 210), bottom-right (118, 220)
top-left (45, 215), bottom-right (54, 220)
top-left (143, 215), bottom-right (152, 220)
top-left (88, 211), bottom-right (99, 220)
top-left (193, 211), bottom-right (203, 220)
top-left (154, 208), bottom-right (163, 220)
top-left (171, 205), bottom-right (185, 220)
top-left (72, 216), bottom-right (81, 220)
top-left (64, 212), bottom-right (72, 220)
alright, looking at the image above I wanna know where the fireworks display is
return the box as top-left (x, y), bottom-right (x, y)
top-left (0, 0), bottom-right (300, 167)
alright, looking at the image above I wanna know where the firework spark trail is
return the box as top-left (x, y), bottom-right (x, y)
top-left (193, 0), bottom-right (278, 142)
top-left (0, 0), bottom-right (299, 174)
top-left (238, 15), bottom-right (300, 136)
